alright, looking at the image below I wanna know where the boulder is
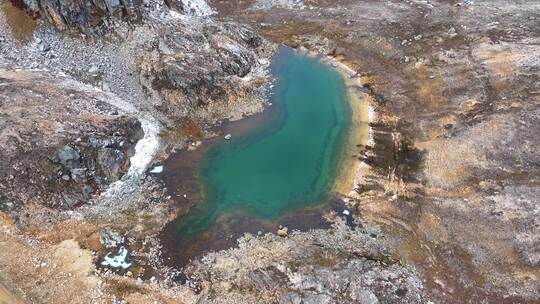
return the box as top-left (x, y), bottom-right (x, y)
top-left (99, 228), bottom-right (125, 248)
top-left (58, 145), bottom-right (80, 169)
top-left (97, 148), bottom-right (129, 180)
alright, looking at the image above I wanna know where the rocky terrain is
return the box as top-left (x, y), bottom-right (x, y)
top-left (209, 0), bottom-right (540, 302)
top-left (0, 0), bottom-right (539, 303)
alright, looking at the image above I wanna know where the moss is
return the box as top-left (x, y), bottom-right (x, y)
top-left (312, 251), bottom-right (338, 267)
top-left (0, 191), bottom-right (6, 201)
top-left (108, 278), bottom-right (145, 298)
top-left (160, 119), bottom-right (203, 145)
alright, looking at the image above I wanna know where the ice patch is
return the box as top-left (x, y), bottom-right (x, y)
top-left (149, 165), bottom-right (164, 174)
top-left (101, 246), bottom-right (132, 269)
top-left (127, 115), bottom-right (161, 176)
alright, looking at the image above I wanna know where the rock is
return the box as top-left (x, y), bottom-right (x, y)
top-left (277, 225), bottom-right (288, 237)
top-left (88, 65), bottom-right (99, 74)
top-left (280, 292), bottom-right (303, 304)
top-left (23, 0), bottom-right (142, 33)
top-left (99, 228), bottom-right (125, 249)
top-left (302, 294), bottom-right (333, 304)
top-left (39, 44), bottom-right (50, 52)
top-left (97, 148), bottom-right (129, 180)
top-left (350, 288), bottom-right (379, 304)
top-left (81, 185), bottom-right (94, 199)
top-left (58, 145), bottom-right (81, 169)
top-left (69, 168), bottom-right (87, 183)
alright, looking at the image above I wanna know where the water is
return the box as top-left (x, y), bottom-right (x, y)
top-left (163, 47), bottom-right (353, 263)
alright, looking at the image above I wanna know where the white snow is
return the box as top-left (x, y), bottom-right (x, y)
top-left (181, 0), bottom-right (215, 16)
top-left (101, 246), bottom-right (132, 269)
top-left (59, 78), bottom-right (162, 177)
top-left (149, 165), bottom-right (164, 174)
top-left (127, 115), bottom-right (161, 176)
top-left (57, 74), bottom-right (162, 196)
top-left (367, 105), bottom-right (376, 146)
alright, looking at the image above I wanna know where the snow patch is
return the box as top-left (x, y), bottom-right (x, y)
top-left (149, 165), bottom-right (164, 174)
top-left (101, 246), bottom-right (132, 269)
top-left (57, 75), bottom-right (162, 195)
top-left (181, 0), bottom-right (215, 16)
top-left (127, 115), bottom-right (161, 176)
top-left (367, 106), bottom-right (376, 146)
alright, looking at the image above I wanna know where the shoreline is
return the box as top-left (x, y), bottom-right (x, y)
top-left (159, 47), bottom-right (370, 267)
top-left (299, 48), bottom-right (373, 200)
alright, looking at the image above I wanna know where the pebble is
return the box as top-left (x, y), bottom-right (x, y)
top-left (88, 65), bottom-right (99, 74)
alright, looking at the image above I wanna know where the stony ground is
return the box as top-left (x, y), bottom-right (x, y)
top-left (0, 0), bottom-right (539, 303)
top-left (208, 0), bottom-right (540, 302)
